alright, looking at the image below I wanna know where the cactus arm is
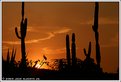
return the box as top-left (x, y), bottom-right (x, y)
top-left (20, 18), bottom-right (27, 39)
top-left (24, 18), bottom-right (27, 28)
top-left (15, 27), bottom-right (21, 39)
top-left (92, 25), bottom-right (95, 32)
top-left (23, 18), bottom-right (27, 38)
top-left (83, 48), bottom-right (87, 56)
top-left (84, 42), bottom-right (91, 57)
top-left (20, 21), bottom-right (24, 38)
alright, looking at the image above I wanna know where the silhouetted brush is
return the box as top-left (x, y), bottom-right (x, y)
top-left (33, 60), bottom-right (39, 68)
top-left (83, 42), bottom-right (91, 59)
top-left (13, 49), bottom-right (16, 60)
top-left (11, 48), bottom-right (14, 61)
top-left (29, 60), bottom-right (33, 67)
top-left (43, 55), bottom-right (47, 60)
top-left (7, 49), bottom-right (10, 64)
top-left (15, 2), bottom-right (27, 68)
top-left (10, 48), bottom-right (16, 65)
top-left (92, 2), bottom-right (101, 67)
top-left (39, 55), bottom-right (47, 68)
top-left (66, 34), bottom-right (70, 68)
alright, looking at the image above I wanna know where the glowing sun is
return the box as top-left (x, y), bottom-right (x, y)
top-left (35, 63), bottom-right (41, 69)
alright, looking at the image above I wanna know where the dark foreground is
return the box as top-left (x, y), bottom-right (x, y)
top-left (2, 67), bottom-right (119, 80)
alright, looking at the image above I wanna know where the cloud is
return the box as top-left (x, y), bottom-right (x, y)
top-left (2, 33), bottom-right (54, 44)
top-left (14, 26), bottom-right (71, 33)
top-left (3, 27), bottom-right (71, 45)
top-left (41, 47), bottom-right (66, 55)
top-left (2, 45), bottom-right (9, 50)
top-left (53, 27), bottom-right (72, 34)
top-left (27, 26), bottom-right (39, 32)
top-left (2, 41), bottom-right (20, 45)
top-left (80, 17), bottom-right (118, 25)
top-left (11, 26), bottom-right (39, 33)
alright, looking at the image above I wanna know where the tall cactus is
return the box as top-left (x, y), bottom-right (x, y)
top-left (15, 2), bottom-right (27, 68)
top-left (92, 2), bottom-right (101, 67)
top-left (66, 34), bottom-right (70, 68)
top-left (71, 33), bottom-right (76, 67)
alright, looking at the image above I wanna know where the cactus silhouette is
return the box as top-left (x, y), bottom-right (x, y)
top-left (83, 42), bottom-right (91, 59)
top-left (66, 34), bottom-right (71, 68)
top-left (71, 33), bottom-right (76, 67)
top-left (15, 2), bottom-right (27, 68)
top-left (92, 2), bottom-right (101, 67)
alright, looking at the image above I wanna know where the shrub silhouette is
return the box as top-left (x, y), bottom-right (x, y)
top-left (7, 49), bottom-right (10, 64)
top-left (2, 48), bottom-right (17, 77)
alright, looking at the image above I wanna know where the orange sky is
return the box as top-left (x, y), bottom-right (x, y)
top-left (2, 2), bottom-right (119, 73)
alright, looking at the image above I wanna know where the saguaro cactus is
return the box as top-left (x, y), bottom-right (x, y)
top-left (15, 2), bottom-right (27, 68)
top-left (83, 42), bottom-right (91, 59)
top-left (66, 34), bottom-right (70, 68)
top-left (71, 33), bottom-right (76, 67)
top-left (92, 2), bottom-right (101, 67)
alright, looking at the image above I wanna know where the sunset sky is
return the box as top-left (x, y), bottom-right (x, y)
top-left (2, 2), bottom-right (119, 73)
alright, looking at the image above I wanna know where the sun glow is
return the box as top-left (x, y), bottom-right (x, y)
top-left (35, 63), bottom-right (41, 69)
